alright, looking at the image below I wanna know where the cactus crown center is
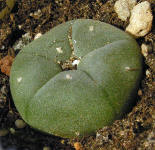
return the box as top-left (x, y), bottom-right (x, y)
top-left (57, 26), bottom-right (81, 71)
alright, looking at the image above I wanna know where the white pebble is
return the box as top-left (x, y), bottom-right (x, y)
top-left (30, 9), bottom-right (42, 17)
top-left (34, 33), bottom-right (42, 40)
top-left (18, 25), bottom-right (22, 29)
top-left (126, 1), bottom-right (153, 37)
top-left (34, 9), bottom-right (42, 16)
top-left (146, 69), bottom-right (151, 77)
top-left (114, 0), bottom-right (137, 21)
top-left (141, 44), bottom-right (148, 57)
top-left (1, 45), bottom-right (5, 50)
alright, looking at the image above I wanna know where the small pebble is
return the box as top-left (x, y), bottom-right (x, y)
top-left (22, 32), bottom-right (31, 39)
top-left (0, 129), bottom-right (9, 136)
top-left (126, 1), bottom-right (153, 37)
top-left (114, 0), bottom-right (137, 21)
top-left (18, 25), bottom-right (22, 29)
top-left (1, 45), bottom-right (5, 50)
top-left (146, 70), bottom-right (151, 77)
top-left (43, 146), bottom-right (51, 150)
top-left (10, 128), bottom-right (15, 134)
top-left (141, 44), bottom-right (149, 57)
top-left (34, 33), bottom-right (42, 40)
top-left (13, 32), bottom-right (32, 51)
top-left (30, 9), bottom-right (42, 18)
top-left (74, 142), bottom-right (83, 150)
top-left (119, 130), bottom-right (125, 136)
top-left (138, 89), bottom-right (142, 96)
top-left (15, 119), bottom-right (26, 129)
top-left (61, 140), bottom-right (65, 144)
top-left (34, 9), bottom-right (42, 16)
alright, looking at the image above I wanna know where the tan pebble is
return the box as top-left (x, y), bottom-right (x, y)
top-left (138, 89), bottom-right (142, 96)
top-left (34, 33), bottom-right (42, 40)
top-left (126, 1), bottom-right (153, 37)
top-left (74, 142), bottom-right (83, 150)
top-left (119, 130), bottom-right (125, 136)
top-left (0, 129), bottom-right (9, 136)
top-left (146, 70), bottom-right (151, 77)
top-left (114, 0), bottom-right (137, 21)
top-left (15, 119), bottom-right (26, 129)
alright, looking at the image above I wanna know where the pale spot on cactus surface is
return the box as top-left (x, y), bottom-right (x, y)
top-left (125, 66), bottom-right (138, 71)
top-left (66, 74), bottom-right (72, 80)
top-left (125, 66), bottom-right (130, 71)
top-left (51, 40), bottom-right (56, 45)
top-left (73, 40), bottom-right (77, 44)
top-left (89, 26), bottom-right (94, 31)
top-left (56, 47), bottom-right (63, 53)
top-left (57, 61), bottom-right (61, 64)
top-left (17, 77), bottom-right (22, 83)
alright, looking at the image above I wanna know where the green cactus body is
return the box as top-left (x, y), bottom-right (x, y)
top-left (10, 19), bottom-right (142, 138)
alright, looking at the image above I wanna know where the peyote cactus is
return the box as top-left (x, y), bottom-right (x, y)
top-left (10, 19), bottom-right (142, 138)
